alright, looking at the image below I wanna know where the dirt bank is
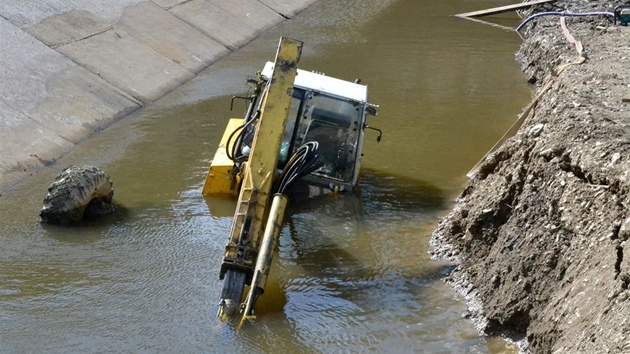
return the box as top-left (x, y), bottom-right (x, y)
top-left (431, 0), bottom-right (630, 353)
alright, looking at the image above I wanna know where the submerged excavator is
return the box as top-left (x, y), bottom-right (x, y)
top-left (201, 37), bottom-right (380, 322)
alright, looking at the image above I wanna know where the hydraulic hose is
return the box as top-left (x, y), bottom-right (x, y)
top-left (516, 11), bottom-right (615, 32)
top-left (225, 110), bottom-right (260, 162)
top-left (275, 141), bottom-right (321, 194)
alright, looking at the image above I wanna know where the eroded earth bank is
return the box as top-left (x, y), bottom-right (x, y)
top-left (431, 0), bottom-right (630, 353)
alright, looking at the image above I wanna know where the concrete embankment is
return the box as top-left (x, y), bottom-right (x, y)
top-left (431, 0), bottom-right (630, 353)
top-left (0, 0), bottom-right (316, 192)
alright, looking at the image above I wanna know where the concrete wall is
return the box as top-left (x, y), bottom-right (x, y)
top-left (0, 0), bottom-right (316, 191)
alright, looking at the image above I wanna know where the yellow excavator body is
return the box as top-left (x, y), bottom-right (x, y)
top-left (202, 118), bottom-right (244, 196)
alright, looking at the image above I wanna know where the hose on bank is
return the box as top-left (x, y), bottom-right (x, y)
top-left (516, 11), bottom-right (615, 32)
top-left (468, 12), bottom-right (591, 178)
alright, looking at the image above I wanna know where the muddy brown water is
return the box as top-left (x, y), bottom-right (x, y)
top-left (0, 1), bottom-right (531, 353)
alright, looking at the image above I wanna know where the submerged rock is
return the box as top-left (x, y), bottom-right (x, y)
top-left (40, 165), bottom-right (114, 225)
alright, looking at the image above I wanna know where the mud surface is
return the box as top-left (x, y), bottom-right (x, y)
top-left (431, 1), bottom-right (630, 353)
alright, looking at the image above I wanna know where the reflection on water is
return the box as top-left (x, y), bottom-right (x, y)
top-left (0, 0), bottom-right (528, 353)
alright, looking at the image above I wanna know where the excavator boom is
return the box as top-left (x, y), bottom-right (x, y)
top-left (212, 37), bottom-right (302, 320)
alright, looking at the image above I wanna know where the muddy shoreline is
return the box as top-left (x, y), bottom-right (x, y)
top-left (431, 0), bottom-right (630, 353)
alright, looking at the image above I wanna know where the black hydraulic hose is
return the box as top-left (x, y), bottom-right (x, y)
top-left (276, 141), bottom-right (321, 195)
top-left (225, 111), bottom-right (260, 162)
top-left (231, 114), bottom-right (258, 162)
top-left (225, 124), bottom-right (245, 162)
top-left (516, 11), bottom-right (614, 32)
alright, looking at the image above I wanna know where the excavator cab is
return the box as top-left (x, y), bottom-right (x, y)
top-left (233, 61), bottom-right (378, 193)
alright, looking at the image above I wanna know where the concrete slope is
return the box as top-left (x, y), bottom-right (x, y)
top-left (0, 0), bottom-right (316, 192)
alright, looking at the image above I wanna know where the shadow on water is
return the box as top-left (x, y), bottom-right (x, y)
top-left (281, 167), bottom-right (448, 215)
top-left (279, 168), bottom-right (455, 294)
top-left (39, 203), bottom-right (132, 243)
top-left (358, 167), bottom-right (448, 211)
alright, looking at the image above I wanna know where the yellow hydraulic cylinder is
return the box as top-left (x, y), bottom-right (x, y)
top-left (240, 193), bottom-right (288, 321)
